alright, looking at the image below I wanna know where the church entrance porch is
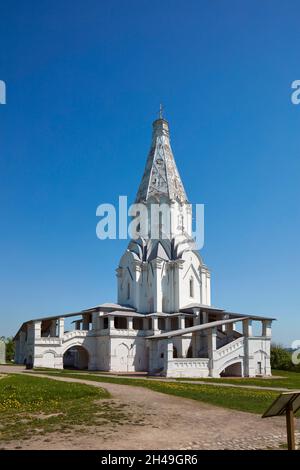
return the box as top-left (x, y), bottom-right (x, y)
top-left (63, 346), bottom-right (89, 370)
top-left (147, 316), bottom-right (272, 378)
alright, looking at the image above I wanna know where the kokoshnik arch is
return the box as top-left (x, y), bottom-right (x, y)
top-left (14, 116), bottom-right (275, 378)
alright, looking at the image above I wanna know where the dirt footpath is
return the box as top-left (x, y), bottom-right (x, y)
top-left (0, 366), bottom-right (297, 450)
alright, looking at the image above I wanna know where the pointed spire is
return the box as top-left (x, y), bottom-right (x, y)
top-left (159, 103), bottom-right (164, 120)
top-left (135, 115), bottom-right (188, 204)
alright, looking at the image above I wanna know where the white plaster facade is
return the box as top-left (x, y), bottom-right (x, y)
top-left (0, 340), bottom-right (5, 364)
top-left (14, 116), bottom-right (274, 378)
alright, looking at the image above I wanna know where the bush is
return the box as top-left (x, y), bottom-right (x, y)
top-left (0, 337), bottom-right (15, 363)
top-left (271, 344), bottom-right (292, 370)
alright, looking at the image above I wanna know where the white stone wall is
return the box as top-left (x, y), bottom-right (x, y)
top-left (166, 359), bottom-right (210, 378)
top-left (15, 321), bottom-right (272, 378)
top-left (117, 244), bottom-right (211, 314)
top-left (245, 337), bottom-right (272, 377)
top-left (0, 341), bottom-right (5, 364)
top-left (110, 336), bottom-right (148, 372)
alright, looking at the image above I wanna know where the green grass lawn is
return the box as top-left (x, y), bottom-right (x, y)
top-left (175, 369), bottom-right (300, 389)
top-left (31, 370), bottom-right (279, 415)
top-left (0, 374), bottom-right (129, 444)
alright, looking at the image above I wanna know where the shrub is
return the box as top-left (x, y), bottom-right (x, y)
top-left (271, 344), bottom-right (292, 370)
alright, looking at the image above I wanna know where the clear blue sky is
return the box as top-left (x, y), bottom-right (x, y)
top-left (1, 0), bottom-right (299, 346)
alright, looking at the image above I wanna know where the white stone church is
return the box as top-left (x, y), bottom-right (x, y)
top-left (14, 115), bottom-right (274, 377)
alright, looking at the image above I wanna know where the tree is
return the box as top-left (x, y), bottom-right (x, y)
top-left (5, 337), bottom-right (15, 362)
top-left (271, 343), bottom-right (292, 370)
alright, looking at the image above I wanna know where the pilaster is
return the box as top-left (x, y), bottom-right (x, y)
top-left (208, 327), bottom-right (218, 377)
top-left (262, 320), bottom-right (272, 337)
top-left (152, 259), bottom-right (163, 312)
top-left (33, 321), bottom-right (42, 340)
top-left (58, 318), bottom-right (65, 338)
top-left (152, 316), bottom-right (159, 333)
top-left (127, 316), bottom-right (133, 330)
top-left (243, 319), bottom-right (253, 337)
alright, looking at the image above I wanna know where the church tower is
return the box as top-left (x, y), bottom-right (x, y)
top-left (117, 115), bottom-right (211, 313)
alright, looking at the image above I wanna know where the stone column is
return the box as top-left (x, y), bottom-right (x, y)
top-left (92, 312), bottom-right (98, 331)
top-left (167, 339), bottom-right (173, 361)
top-left (192, 309), bottom-right (201, 356)
top-left (33, 321), bottom-right (42, 340)
top-left (164, 339), bottom-right (173, 376)
top-left (152, 316), bottom-right (158, 333)
top-left (262, 320), bottom-right (272, 337)
top-left (127, 316), bottom-right (133, 330)
top-left (226, 321), bottom-right (235, 340)
top-left (58, 318), bottom-right (65, 338)
top-left (143, 317), bottom-right (149, 331)
top-left (202, 311), bottom-right (208, 324)
top-left (243, 319), bottom-right (253, 337)
top-left (165, 317), bottom-right (171, 331)
top-left (82, 315), bottom-right (90, 331)
top-left (108, 316), bottom-right (115, 331)
top-left (242, 319), bottom-right (254, 377)
top-left (179, 315), bottom-right (185, 329)
top-left (152, 260), bottom-right (163, 312)
top-left (208, 327), bottom-right (218, 377)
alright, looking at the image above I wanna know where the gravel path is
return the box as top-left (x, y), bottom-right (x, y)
top-left (1, 365), bottom-right (298, 450)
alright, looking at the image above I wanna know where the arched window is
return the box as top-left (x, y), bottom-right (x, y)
top-left (189, 277), bottom-right (194, 298)
top-left (127, 282), bottom-right (130, 300)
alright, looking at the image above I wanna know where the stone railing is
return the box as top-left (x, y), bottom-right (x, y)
top-left (99, 328), bottom-right (159, 337)
top-left (169, 358), bottom-right (209, 369)
top-left (35, 337), bottom-right (61, 346)
top-left (166, 358), bottom-right (210, 378)
top-left (62, 330), bottom-right (89, 342)
top-left (215, 337), bottom-right (244, 360)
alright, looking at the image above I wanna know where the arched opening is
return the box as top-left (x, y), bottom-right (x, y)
top-left (63, 346), bottom-right (89, 370)
top-left (114, 316), bottom-right (127, 329)
top-left (171, 317), bottom-right (178, 330)
top-left (173, 345), bottom-right (178, 358)
top-left (185, 316), bottom-right (193, 328)
top-left (220, 362), bottom-right (242, 377)
top-left (133, 318), bottom-right (143, 330)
